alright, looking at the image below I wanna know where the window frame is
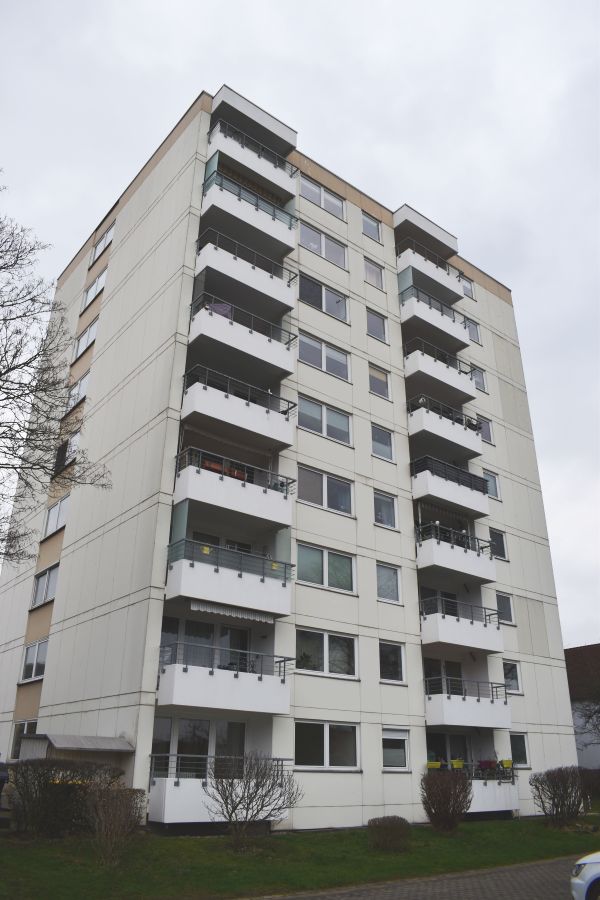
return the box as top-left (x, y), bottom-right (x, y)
top-left (477, 415), bottom-right (494, 444)
top-left (296, 543), bottom-right (355, 594)
top-left (300, 221), bottom-right (347, 268)
top-left (43, 495), bottom-right (70, 538)
top-left (496, 592), bottom-right (514, 624)
top-left (368, 363), bottom-right (390, 399)
top-left (489, 527), bottom-right (508, 560)
top-left (31, 564), bottom-right (59, 609)
top-left (298, 273), bottom-right (348, 323)
top-left (81, 267), bottom-right (107, 313)
top-left (21, 638), bottom-right (48, 682)
top-left (482, 469), bottom-right (500, 499)
top-left (503, 659), bottom-right (522, 694)
top-left (373, 490), bottom-right (397, 529)
top-left (66, 371), bottom-right (90, 413)
top-left (379, 641), bottom-right (406, 684)
top-left (464, 317), bottom-right (480, 343)
top-left (381, 727), bottom-right (410, 771)
top-left (509, 732), bottom-right (529, 767)
top-left (366, 308), bottom-right (388, 343)
top-left (298, 395), bottom-right (352, 446)
top-left (295, 628), bottom-right (358, 679)
top-left (471, 366), bottom-right (486, 391)
top-left (376, 562), bottom-right (401, 604)
top-left (294, 720), bottom-right (359, 770)
top-left (297, 465), bottom-right (353, 516)
top-left (90, 221), bottom-right (115, 266)
top-left (371, 423), bottom-right (394, 461)
top-left (299, 174), bottom-right (345, 220)
top-left (362, 211), bottom-right (381, 242)
top-left (73, 318), bottom-right (98, 361)
top-left (364, 257), bottom-right (384, 290)
top-left (298, 332), bottom-right (350, 382)
top-left (11, 720), bottom-right (37, 760)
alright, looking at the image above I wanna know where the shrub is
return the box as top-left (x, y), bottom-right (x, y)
top-left (529, 766), bottom-right (586, 827)
top-left (87, 787), bottom-right (145, 866)
top-left (580, 768), bottom-right (600, 808)
top-left (420, 770), bottom-right (473, 832)
top-left (367, 816), bottom-right (411, 852)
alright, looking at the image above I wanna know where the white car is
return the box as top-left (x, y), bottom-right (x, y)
top-left (572, 851), bottom-right (600, 900)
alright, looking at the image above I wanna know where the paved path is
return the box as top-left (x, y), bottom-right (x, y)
top-left (256, 855), bottom-right (578, 900)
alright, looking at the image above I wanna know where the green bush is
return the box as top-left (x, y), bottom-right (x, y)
top-left (367, 816), bottom-right (411, 852)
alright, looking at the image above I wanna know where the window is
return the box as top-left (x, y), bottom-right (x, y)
top-left (54, 430), bottom-right (80, 475)
top-left (379, 642), bottom-right (404, 682)
top-left (43, 495), bottom-right (69, 538)
top-left (483, 470), bottom-right (499, 499)
top-left (471, 366), bottom-right (486, 391)
top-left (299, 274), bottom-right (348, 321)
top-left (382, 728), bottom-right (409, 769)
top-left (296, 630), bottom-right (356, 677)
top-left (73, 318), bottom-right (98, 360)
top-left (372, 424), bottom-right (394, 460)
top-left (66, 371), bottom-right (89, 412)
top-left (496, 592), bottom-right (513, 624)
top-left (377, 563), bottom-right (400, 603)
top-left (90, 221), bottom-right (115, 265)
top-left (465, 318), bottom-right (480, 342)
top-left (364, 258), bottom-right (384, 290)
top-left (300, 175), bottom-right (344, 219)
top-left (32, 564), bottom-right (59, 609)
top-left (298, 466), bottom-right (352, 514)
top-left (82, 268), bottom-right (107, 312)
top-left (297, 544), bottom-right (354, 592)
top-left (299, 333), bottom-right (349, 380)
top-left (503, 660), bottom-right (521, 693)
top-left (477, 415), bottom-right (493, 443)
top-left (510, 733), bottom-right (528, 767)
top-left (21, 639), bottom-right (48, 681)
top-left (369, 364), bottom-right (389, 398)
top-left (300, 222), bottom-right (346, 268)
top-left (298, 396), bottom-right (351, 444)
top-left (366, 309), bottom-right (387, 342)
top-left (295, 721), bottom-right (358, 768)
top-left (374, 491), bottom-right (396, 528)
top-left (11, 720), bottom-right (37, 759)
top-left (489, 528), bottom-right (507, 559)
top-left (461, 276), bottom-right (474, 299)
top-left (362, 211), bottom-right (380, 241)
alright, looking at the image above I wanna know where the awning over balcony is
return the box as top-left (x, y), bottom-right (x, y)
top-left (190, 599), bottom-right (275, 624)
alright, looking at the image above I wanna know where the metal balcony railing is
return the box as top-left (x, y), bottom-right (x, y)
top-left (424, 676), bottom-right (507, 703)
top-left (400, 285), bottom-right (474, 327)
top-left (150, 753), bottom-right (289, 781)
top-left (159, 641), bottom-right (294, 680)
top-left (416, 522), bottom-right (492, 557)
top-left (419, 596), bottom-right (499, 627)
top-left (168, 539), bottom-right (294, 584)
top-left (183, 364), bottom-right (296, 418)
top-left (176, 447), bottom-right (296, 496)
top-left (191, 292), bottom-right (297, 349)
top-left (425, 761), bottom-right (515, 783)
top-left (410, 456), bottom-right (488, 494)
top-left (404, 338), bottom-right (475, 378)
top-left (407, 395), bottom-right (481, 432)
top-left (208, 120), bottom-right (298, 177)
top-left (203, 170), bottom-right (298, 230)
top-left (396, 238), bottom-right (474, 297)
top-left (196, 228), bottom-right (298, 285)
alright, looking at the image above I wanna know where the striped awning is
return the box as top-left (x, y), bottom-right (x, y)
top-left (190, 599), bottom-right (274, 624)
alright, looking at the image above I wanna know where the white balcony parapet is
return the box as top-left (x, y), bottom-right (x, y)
top-left (404, 339), bottom-right (477, 403)
top-left (470, 778), bottom-right (519, 813)
top-left (411, 457), bottom-right (489, 518)
top-left (396, 238), bottom-right (474, 301)
top-left (208, 120), bottom-right (297, 195)
top-left (424, 676), bottom-right (511, 729)
top-left (416, 523), bottom-right (496, 585)
top-left (407, 396), bottom-right (483, 460)
top-left (419, 598), bottom-right (503, 654)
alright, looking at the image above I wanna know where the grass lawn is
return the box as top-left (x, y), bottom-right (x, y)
top-left (0, 817), bottom-right (598, 900)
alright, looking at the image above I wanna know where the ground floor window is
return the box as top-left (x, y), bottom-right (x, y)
top-left (295, 721), bottom-right (358, 768)
top-left (510, 732), bottom-right (528, 767)
top-left (382, 728), bottom-right (409, 769)
top-left (11, 720), bottom-right (37, 759)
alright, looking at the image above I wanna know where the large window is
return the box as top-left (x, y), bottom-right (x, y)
top-left (296, 630), bottom-right (356, 677)
top-left (382, 728), bottom-right (409, 770)
top-left (503, 660), bottom-right (522, 693)
top-left (362, 211), bottom-right (380, 241)
top-left (22, 639), bottom-right (48, 681)
top-left (81, 268), bottom-right (107, 312)
top-left (300, 175), bottom-right (344, 219)
top-left (90, 221), bottom-right (115, 265)
top-left (298, 396), bottom-right (351, 444)
top-left (379, 642), bottom-right (405, 682)
top-left (43, 495), bottom-right (69, 538)
top-left (364, 258), bottom-right (384, 290)
top-left (371, 424), bottom-right (394, 460)
top-left (483, 470), bottom-right (500, 499)
top-left (66, 371), bottom-right (89, 412)
top-left (477, 415), bottom-right (493, 443)
top-left (366, 308), bottom-right (387, 342)
top-left (295, 721), bottom-right (358, 768)
top-left (496, 592), bottom-right (514, 624)
top-left (32, 564), bottom-right (59, 609)
top-left (369, 364), bottom-right (389, 399)
top-left (299, 273), bottom-right (348, 321)
top-left (510, 732), bottom-right (528, 767)
top-left (11, 720), bottom-right (37, 760)
top-left (374, 490), bottom-right (396, 528)
top-left (376, 563), bottom-right (400, 603)
top-left (489, 528), bottom-right (507, 560)
top-left (299, 333), bottom-right (349, 380)
top-left (298, 466), bottom-right (352, 514)
top-left (297, 544), bottom-right (354, 592)
top-left (300, 222), bottom-right (346, 268)
top-left (73, 318), bottom-right (98, 360)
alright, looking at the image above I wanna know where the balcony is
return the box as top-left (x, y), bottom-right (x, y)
top-left (410, 457), bottom-right (489, 518)
top-left (157, 642), bottom-right (293, 715)
top-left (404, 339), bottom-right (477, 406)
top-left (196, 230), bottom-right (297, 312)
top-left (166, 540), bottom-right (293, 617)
top-left (416, 523), bottom-right (496, 585)
top-left (424, 676), bottom-right (511, 729)
top-left (397, 238), bottom-right (473, 304)
top-left (189, 294), bottom-right (296, 378)
top-left (407, 396), bottom-right (483, 461)
top-left (420, 597), bottom-right (503, 654)
top-left (400, 286), bottom-right (471, 352)
top-left (181, 366), bottom-right (295, 450)
top-left (470, 776), bottom-right (519, 813)
top-left (174, 448), bottom-right (295, 528)
top-left (201, 170), bottom-right (297, 255)
top-left (148, 754), bottom-right (288, 823)
top-left (208, 120), bottom-right (297, 197)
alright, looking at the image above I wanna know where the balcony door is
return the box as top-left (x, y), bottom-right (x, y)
top-left (218, 626), bottom-right (249, 672)
top-left (184, 620), bottom-right (214, 667)
top-left (215, 721), bottom-right (246, 777)
top-left (424, 658), bottom-right (463, 694)
top-left (177, 718), bottom-right (210, 778)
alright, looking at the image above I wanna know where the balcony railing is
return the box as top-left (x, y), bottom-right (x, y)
top-left (404, 338), bottom-right (474, 378)
top-left (419, 596), bottom-right (499, 626)
top-left (150, 753), bottom-right (288, 781)
top-left (209, 120), bottom-right (298, 177)
top-left (410, 456), bottom-right (488, 494)
top-left (416, 522), bottom-right (492, 557)
top-left (400, 285), bottom-right (475, 328)
top-left (203, 170), bottom-right (298, 230)
top-left (425, 762), bottom-right (515, 783)
top-left (183, 364), bottom-right (296, 418)
top-left (191, 292), bottom-right (297, 349)
top-left (425, 676), bottom-right (507, 703)
top-left (396, 238), bottom-right (474, 297)
top-left (168, 539), bottom-right (294, 584)
top-left (159, 641), bottom-right (294, 680)
top-left (407, 395), bottom-right (481, 432)
top-left (176, 447), bottom-right (296, 496)
top-left (197, 228), bottom-right (298, 285)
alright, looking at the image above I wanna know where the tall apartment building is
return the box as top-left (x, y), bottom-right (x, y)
top-left (0, 87), bottom-right (577, 828)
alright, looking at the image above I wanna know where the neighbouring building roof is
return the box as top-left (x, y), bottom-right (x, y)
top-left (564, 644), bottom-right (600, 702)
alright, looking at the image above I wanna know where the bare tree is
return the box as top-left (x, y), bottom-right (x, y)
top-left (529, 766), bottom-right (587, 826)
top-left (0, 193), bottom-right (108, 565)
top-left (574, 701), bottom-right (600, 749)
top-left (420, 770), bottom-right (473, 832)
top-left (203, 753), bottom-right (302, 849)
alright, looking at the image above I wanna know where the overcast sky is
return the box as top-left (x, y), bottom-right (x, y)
top-left (2, 0), bottom-right (599, 646)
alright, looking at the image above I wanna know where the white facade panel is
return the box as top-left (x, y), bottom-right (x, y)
top-left (469, 779), bottom-right (520, 813)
